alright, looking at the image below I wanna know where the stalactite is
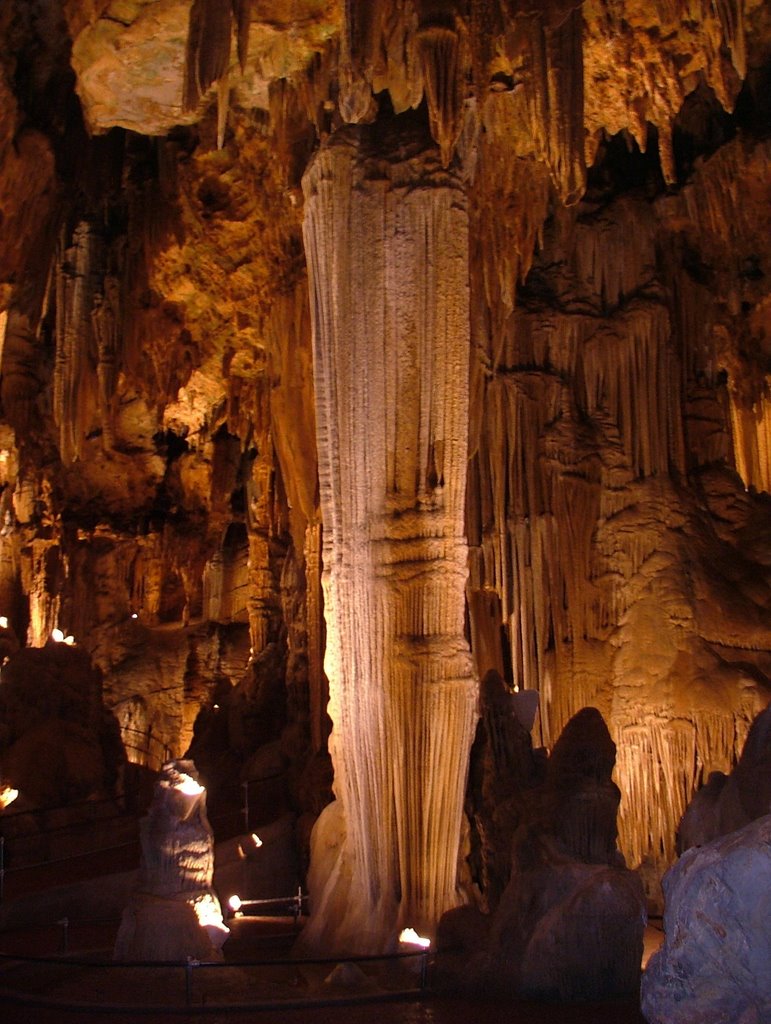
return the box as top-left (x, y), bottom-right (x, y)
top-left (579, 302), bottom-right (685, 479)
top-left (246, 506), bottom-right (279, 656)
top-left (183, 0), bottom-right (233, 112)
top-left (581, 1), bottom-right (746, 187)
top-left (416, 20), bottom-right (468, 168)
top-left (0, 309), bottom-right (6, 371)
top-left (714, 0), bottom-right (746, 80)
top-left (0, 311), bottom-right (42, 434)
top-left (728, 383), bottom-right (771, 495)
top-left (471, 95), bottom-right (550, 371)
top-left (571, 198), bottom-right (656, 312)
top-left (376, 0), bottom-right (423, 114)
top-left (216, 71), bottom-right (230, 150)
top-left (338, 0), bottom-right (384, 122)
top-left (131, 534), bottom-right (164, 625)
top-left (203, 526), bottom-right (249, 624)
top-left (91, 277), bottom-right (119, 452)
top-left (614, 715), bottom-right (698, 868)
top-left (231, 0), bottom-right (252, 74)
top-left (54, 221), bottom-right (103, 465)
top-left (301, 117), bottom-right (477, 953)
top-left (683, 139), bottom-right (771, 258)
top-left (524, 8), bottom-right (585, 205)
top-left (613, 699), bottom-right (756, 878)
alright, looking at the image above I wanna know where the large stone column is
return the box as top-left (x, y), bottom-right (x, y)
top-left (301, 115), bottom-right (478, 953)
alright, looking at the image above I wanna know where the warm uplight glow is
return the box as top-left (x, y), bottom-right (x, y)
top-left (175, 773), bottom-right (204, 796)
top-left (399, 927), bottom-right (431, 948)
top-left (0, 785), bottom-right (19, 809)
top-left (51, 628), bottom-right (75, 645)
top-left (228, 894), bottom-right (242, 912)
top-left (192, 892), bottom-right (230, 940)
top-left (0, 616), bottom-right (7, 629)
top-left (251, 833), bottom-right (263, 847)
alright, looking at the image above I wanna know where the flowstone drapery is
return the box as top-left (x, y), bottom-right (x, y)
top-left (300, 115), bottom-right (478, 954)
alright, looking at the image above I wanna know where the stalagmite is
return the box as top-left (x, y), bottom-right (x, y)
top-left (2, 0), bottom-right (771, 966)
top-left (301, 114), bottom-right (477, 953)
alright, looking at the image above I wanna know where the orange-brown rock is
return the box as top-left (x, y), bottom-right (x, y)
top-left (0, 0), bottom-right (770, 956)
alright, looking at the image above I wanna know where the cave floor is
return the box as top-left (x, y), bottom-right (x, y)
top-left (0, 817), bottom-right (652, 1024)
top-left (0, 913), bottom-right (648, 1024)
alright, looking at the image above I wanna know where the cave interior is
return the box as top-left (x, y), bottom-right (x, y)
top-left (0, 0), bottom-right (770, 977)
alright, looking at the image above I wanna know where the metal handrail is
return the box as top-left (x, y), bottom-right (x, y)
top-left (0, 772), bottom-right (290, 901)
top-left (0, 932), bottom-right (433, 1010)
top-left (119, 727), bottom-right (172, 770)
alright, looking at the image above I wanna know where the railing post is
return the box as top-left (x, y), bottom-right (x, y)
top-left (293, 885), bottom-right (303, 923)
top-left (58, 917), bottom-right (69, 955)
top-left (242, 780), bottom-right (249, 832)
top-left (185, 957), bottom-right (198, 1006)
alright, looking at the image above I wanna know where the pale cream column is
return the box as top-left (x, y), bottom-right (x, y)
top-left (301, 120), bottom-right (478, 954)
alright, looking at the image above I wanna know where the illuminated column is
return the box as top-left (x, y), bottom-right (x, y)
top-left (301, 117), bottom-right (478, 953)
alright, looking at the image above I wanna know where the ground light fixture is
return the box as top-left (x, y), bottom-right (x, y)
top-left (398, 928), bottom-right (431, 949)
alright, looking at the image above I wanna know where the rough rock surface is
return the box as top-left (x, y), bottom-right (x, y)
top-left (641, 814), bottom-right (771, 1024)
top-left (678, 704), bottom-right (771, 852)
top-left (465, 669), bottom-right (546, 911)
top-left (438, 708), bottom-right (645, 1001)
top-left (0, 643), bottom-right (124, 808)
top-left (299, 112), bottom-right (477, 953)
top-left (0, 0), bottom-right (770, 954)
top-left (114, 759), bottom-right (229, 961)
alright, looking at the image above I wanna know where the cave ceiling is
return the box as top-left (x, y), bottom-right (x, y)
top-left (1, 0), bottom-right (771, 942)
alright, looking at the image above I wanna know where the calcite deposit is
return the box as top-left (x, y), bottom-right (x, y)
top-left (114, 758), bottom-right (229, 961)
top-left (300, 113), bottom-right (477, 950)
top-left (0, 0), bottom-right (771, 962)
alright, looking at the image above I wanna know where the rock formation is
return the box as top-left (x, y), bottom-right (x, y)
top-left (114, 759), bottom-right (229, 961)
top-left (0, 640), bottom-right (124, 808)
top-left (438, 707), bottom-right (646, 1000)
top-left (677, 702), bottom-right (771, 850)
top-left (300, 112), bottom-right (477, 952)
top-left (641, 814), bottom-right (771, 1024)
top-left (0, 0), bottom-right (770, 957)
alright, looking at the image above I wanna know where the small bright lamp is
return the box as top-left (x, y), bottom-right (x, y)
top-left (399, 927), bottom-right (431, 948)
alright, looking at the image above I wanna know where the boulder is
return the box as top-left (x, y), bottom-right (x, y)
top-left (496, 859), bottom-right (645, 1001)
top-left (642, 814), bottom-right (771, 1024)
